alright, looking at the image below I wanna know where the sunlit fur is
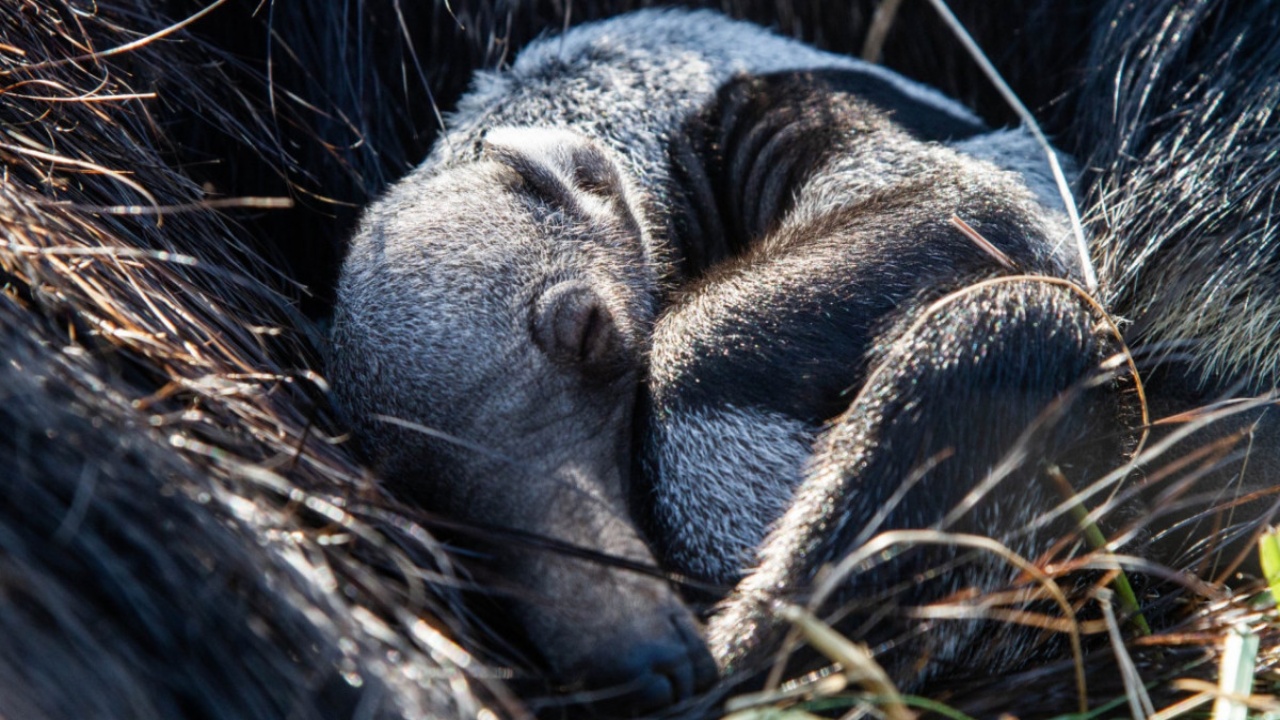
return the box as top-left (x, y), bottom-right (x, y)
top-left (328, 9), bottom-right (1002, 708)
top-left (4, 1), bottom-right (1279, 718)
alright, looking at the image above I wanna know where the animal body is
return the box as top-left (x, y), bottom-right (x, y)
top-left (642, 69), bottom-right (1088, 590)
top-left (332, 0), bottom-right (1280, 704)
top-left (7, 1), bottom-right (1280, 719)
top-left (684, 7), bottom-right (1280, 682)
top-left (644, 11), bottom-right (1280, 687)
top-left (327, 9), bottom-right (993, 709)
top-left (653, 70), bottom-right (1143, 679)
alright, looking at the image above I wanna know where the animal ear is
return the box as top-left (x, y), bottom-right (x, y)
top-left (532, 280), bottom-right (628, 381)
top-left (482, 127), bottom-right (630, 212)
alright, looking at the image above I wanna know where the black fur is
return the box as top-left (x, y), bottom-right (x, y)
top-left (653, 1), bottom-right (1280, 691)
top-left (644, 69), bottom-right (1094, 593)
top-left (665, 72), bottom-right (1050, 423)
top-left (5, 1), bottom-right (1280, 718)
top-left (668, 69), bottom-right (988, 274)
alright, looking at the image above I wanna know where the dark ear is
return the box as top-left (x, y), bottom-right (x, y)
top-left (532, 280), bottom-right (628, 381)
top-left (482, 127), bottom-right (632, 217)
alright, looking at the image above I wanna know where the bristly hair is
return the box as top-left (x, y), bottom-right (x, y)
top-left (1068, 1), bottom-right (1280, 392)
top-left (3, 1), bottom-right (1279, 719)
top-left (0, 3), bottom-right (517, 718)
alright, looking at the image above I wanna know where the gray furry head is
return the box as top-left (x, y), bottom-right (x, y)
top-left (331, 127), bottom-right (659, 481)
top-left (328, 126), bottom-right (714, 705)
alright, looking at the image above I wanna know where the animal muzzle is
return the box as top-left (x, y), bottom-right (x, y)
top-left (500, 462), bottom-right (718, 714)
top-left (564, 603), bottom-right (717, 714)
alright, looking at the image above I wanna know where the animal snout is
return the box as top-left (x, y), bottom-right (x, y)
top-left (577, 611), bottom-right (717, 715)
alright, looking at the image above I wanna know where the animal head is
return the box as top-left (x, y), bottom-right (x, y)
top-left (328, 126), bottom-right (713, 710)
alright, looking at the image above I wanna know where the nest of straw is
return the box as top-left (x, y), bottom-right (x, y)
top-left (2, 1), bottom-right (1278, 719)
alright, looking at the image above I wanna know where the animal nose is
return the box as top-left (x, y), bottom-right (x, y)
top-left (580, 612), bottom-right (718, 715)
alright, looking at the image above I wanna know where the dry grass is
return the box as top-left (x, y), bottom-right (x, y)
top-left (2, 2), bottom-right (1278, 719)
top-left (0, 3), bottom-right (522, 717)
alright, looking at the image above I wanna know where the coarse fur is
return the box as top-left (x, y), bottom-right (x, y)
top-left (332, 0), bottom-right (1280, 706)
top-left (656, 2), bottom-right (1280, 690)
top-left (0, 3), bottom-right (507, 719)
top-left (1062, 0), bottom-right (1280, 583)
top-left (5, 1), bottom-right (1280, 718)
top-left (643, 69), bottom-right (1088, 592)
top-left (328, 8), bottom-right (1001, 709)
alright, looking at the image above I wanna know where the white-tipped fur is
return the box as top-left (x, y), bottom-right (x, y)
top-left (647, 404), bottom-right (817, 586)
top-left (948, 128), bottom-right (1080, 216)
top-left (333, 6), bottom-right (1127, 702)
top-left (429, 9), bottom-right (981, 188)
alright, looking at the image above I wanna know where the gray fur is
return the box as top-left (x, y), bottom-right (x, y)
top-left (645, 98), bottom-right (1081, 587)
top-left (646, 41), bottom-right (1280, 683)
top-left (330, 124), bottom-right (690, 702)
top-left (947, 128), bottom-right (1080, 213)
top-left (331, 6), bottom-right (1119, 702)
top-left (645, 403), bottom-right (816, 583)
top-left (429, 9), bottom-right (979, 185)
top-left (631, 67), bottom-right (1134, 684)
top-left (329, 8), bottom-right (984, 704)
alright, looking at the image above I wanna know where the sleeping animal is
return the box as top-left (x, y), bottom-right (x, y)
top-left (330, 3), bottom-right (1280, 710)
